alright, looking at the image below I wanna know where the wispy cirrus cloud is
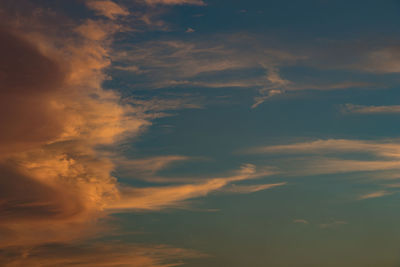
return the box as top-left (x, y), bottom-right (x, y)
top-left (293, 219), bottom-right (348, 229)
top-left (342, 104), bottom-right (400, 114)
top-left (108, 164), bottom-right (280, 211)
top-left (115, 155), bottom-right (190, 179)
top-left (244, 139), bottom-right (400, 176)
top-left (293, 219), bottom-right (309, 224)
top-left (144, 0), bottom-right (206, 6)
top-left (356, 46), bottom-right (400, 73)
top-left (358, 190), bottom-right (394, 200)
top-left (245, 139), bottom-right (400, 159)
top-left (112, 35), bottom-right (384, 108)
top-left (220, 182), bottom-right (286, 194)
top-left (112, 37), bottom-right (304, 89)
top-left (86, 0), bottom-right (129, 20)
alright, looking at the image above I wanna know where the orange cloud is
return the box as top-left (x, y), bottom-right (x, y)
top-left (86, 0), bottom-right (129, 20)
top-left (0, 242), bottom-right (203, 267)
top-left (221, 182), bottom-right (286, 194)
top-left (108, 164), bottom-right (277, 211)
top-left (0, 12), bottom-right (148, 250)
top-left (0, 3), bottom-right (286, 265)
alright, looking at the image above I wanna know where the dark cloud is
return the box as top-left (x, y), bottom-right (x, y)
top-left (0, 27), bottom-right (67, 155)
top-left (0, 27), bottom-right (65, 95)
top-left (0, 163), bottom-right (83, 223)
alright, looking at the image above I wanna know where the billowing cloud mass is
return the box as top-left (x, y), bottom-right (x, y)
top-left (0, 8), bottom-right (149, 249)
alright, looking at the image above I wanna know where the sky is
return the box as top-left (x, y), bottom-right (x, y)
top-left (2, 0), bottom-right (400, 266)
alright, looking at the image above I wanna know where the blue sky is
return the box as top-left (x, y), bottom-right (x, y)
top-left (2, 0), bottom-right (400, 266)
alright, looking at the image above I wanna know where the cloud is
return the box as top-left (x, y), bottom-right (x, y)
top-left (112, 36), bottom-right (372, 108)
top-left (0, 2), bottom-right (294, 266)
top-left (115, 155), bottom-right (190, 179)
top-left (0, 163), bottom-right (84, 224)
top-left (144, 0), bottom-right (206, 6)
top-left (86, 0), bottom-right (129, 20)
top-left (245, 139), bottom-right (400, 159)
top-left (251, 67), bottom-right (288, 108)
top-left (0, 6), bottom-right (287, 261)
top-left (129, 96), bottom-right (203, 119)
top-left (0, 242), bottom-right (203, 267)
top-left (107, 164), bottom-right (277, 210)
top-left (244, 139), bottom-right (400, 176)
top-left (293, 219), bottom-right (309, 224)
top-left (358, 190), bottom-right (393, 200)
top-left (289, 158), bottom-right (400, 176)
top-left (221, 182), bottom-right (286, 194)
top-left (342, 104), bottom-right (400, 114)
top-left (111, 37), bottom-right (303, 92)
top-left (0, 8), bottom-right (150, 249)
top-left (114, 65), bottom-right (145, 73)
top-left (359, 46), bottom-right (400, 73)
top-left (384, 183), bottom-right (400, 188)
top-left (0, 27), bottom-right (66, 156)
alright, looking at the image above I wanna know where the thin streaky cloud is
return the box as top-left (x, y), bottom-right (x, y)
top-left (244, 139), bottom-right (400, 159)
top-left (285, 158), bottom-right (400, 176)
top-left (293, 219), bottom-right (309, 224)
top-left (115, 155), bottom-right (190, 178)
top-left (358, 190), bottom-right (393, 200)
top-left (384, 183), bottom-right (400, 188)
top-left (145, 0), bottom-right (206, 6)
top-left (107, 164), bottom-right (278, 211)
top-left (342, 104), bottom-right (400, 114)
top-left (221, 182), bottom-right (286, 194)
